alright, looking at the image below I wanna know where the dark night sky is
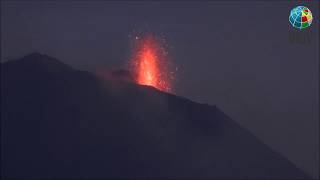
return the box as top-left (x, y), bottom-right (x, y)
top-left (1, 1), bottom-right (319, 177)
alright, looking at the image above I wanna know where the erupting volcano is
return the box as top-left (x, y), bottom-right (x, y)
top-left (130, 34), bottom-right (174, 92)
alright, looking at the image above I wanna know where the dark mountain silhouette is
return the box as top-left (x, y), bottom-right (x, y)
top-left (1, 53), bottom-right (311, 179)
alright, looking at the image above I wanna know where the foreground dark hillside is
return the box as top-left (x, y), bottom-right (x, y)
top-left (1, 53), bottom-right (310, 179)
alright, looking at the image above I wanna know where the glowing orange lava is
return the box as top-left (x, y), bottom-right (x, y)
top-left (137, 44), bottom-right (158, 87)
top-left (130, 35), bottom-right (173, 92)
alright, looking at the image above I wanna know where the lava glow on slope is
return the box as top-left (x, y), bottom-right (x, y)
top-left (130, 34), bottom-right (174, 92)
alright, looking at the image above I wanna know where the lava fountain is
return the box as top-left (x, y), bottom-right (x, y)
top-left (130, 34), bottom-right (174, 92)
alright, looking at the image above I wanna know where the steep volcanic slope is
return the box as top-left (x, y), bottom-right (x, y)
top-left (1, 53), bottom-right (310, 179)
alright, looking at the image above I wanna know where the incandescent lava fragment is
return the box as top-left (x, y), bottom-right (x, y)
top-left (130, 34), bottom-right (174, 92)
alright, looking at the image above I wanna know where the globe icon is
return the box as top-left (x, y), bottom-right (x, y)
top-left (289, 6), bottom-right (313, 30)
